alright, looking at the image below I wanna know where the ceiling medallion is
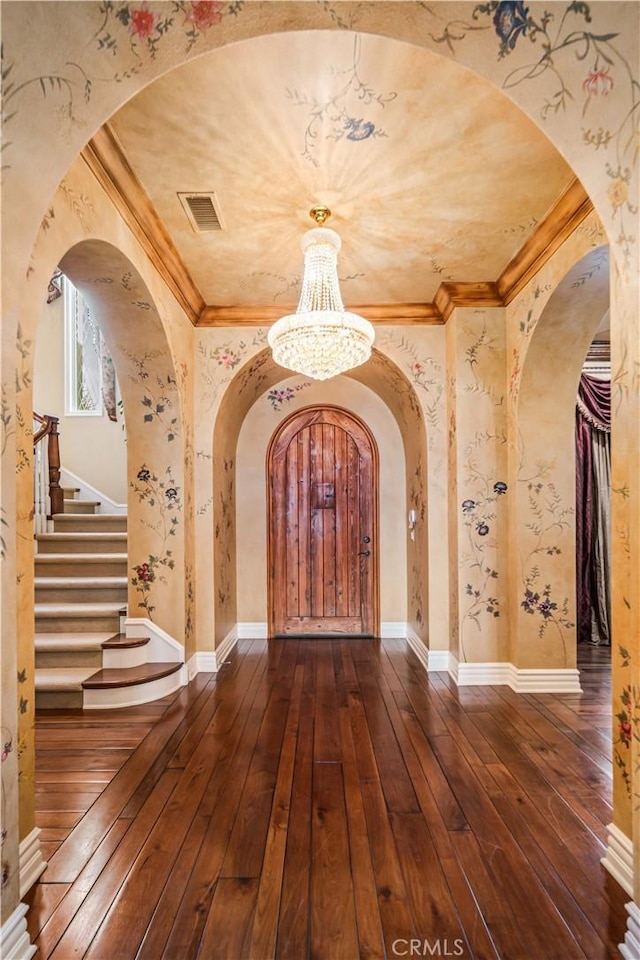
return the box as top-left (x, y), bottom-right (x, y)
top-left (267, 207), bottom-right (375, 381)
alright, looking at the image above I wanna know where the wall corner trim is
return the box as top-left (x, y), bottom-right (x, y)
top-left (19, 827), bottom-right (47, 898)
top-left (602, 822), bottom-right (634, 897)
top-left (0, 903), bottom-right (37, 960)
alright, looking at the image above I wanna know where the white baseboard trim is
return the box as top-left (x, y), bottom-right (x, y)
top-left (60, 467), bottom-right (126, 514)
top-left (19, 827), bottom-right (47, 898)
top-left (0, 903), bottom-right (36, 959)
top-left (448, 657), bottom-right (582, 692)
top-left (186, 628), bottom-right (238, 679)
top-left (620, 901), bottom-right (640, 960)
top-left (406, 627), bottom-right (429, 671)
top-left (237, 622), bottom-right (268, 639)
top-left (187, 652), bottom-right (217, 679)
top-left (451, 658), bottom-right (512, 686)
top-left (406, 629), bottom-right (452, 672)
top-left (215, 627), bottom-right (238, 667)
top-left (125, 617), bottom-right (183, 662)
top-left (427, 650), bottom-right (450, 671)
top-left (602, 822), bottom-right (634, 897)
top-left (511, 667), bottom-right (582, 693)
top-left (380, 621), bottom-right (408, 639)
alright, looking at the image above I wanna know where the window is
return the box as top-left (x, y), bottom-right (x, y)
top-left (64, 277), bottom-right (103, 416)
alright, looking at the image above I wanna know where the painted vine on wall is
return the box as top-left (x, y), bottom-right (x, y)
top-left (287, 34), bottom-right (397, 165)
top-left (434, 1), bottom-right (639, 270)
top-left (130, 464), bottom-right (181, 618)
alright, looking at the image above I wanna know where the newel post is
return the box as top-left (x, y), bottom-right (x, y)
top-left (47, 417), bottom-right (63, 517)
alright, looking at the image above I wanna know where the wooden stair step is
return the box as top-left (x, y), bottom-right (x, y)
top-left (102, 634), bottom-right (150, 650)
top-left (82, 662), bottom-right (182, 690)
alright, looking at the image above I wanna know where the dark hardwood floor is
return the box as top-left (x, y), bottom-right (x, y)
top-left (26, 639), bottom-right (627, 959)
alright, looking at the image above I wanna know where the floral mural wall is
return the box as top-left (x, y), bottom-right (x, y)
top-left (445, 309), bottom-right (508, 664)
top-left (506, 211), bottom-right (608, 668)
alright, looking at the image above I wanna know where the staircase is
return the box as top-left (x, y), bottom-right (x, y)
top-left (35, 487), bottom-right (183, 709)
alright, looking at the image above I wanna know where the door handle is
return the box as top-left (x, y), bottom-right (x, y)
top-left (358, 550), bottom-right (371, 557)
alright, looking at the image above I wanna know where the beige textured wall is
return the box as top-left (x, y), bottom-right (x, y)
top-left (235, 375), bottom-right (407, 625)
top-left (33, 295), bottom-right (127, 504)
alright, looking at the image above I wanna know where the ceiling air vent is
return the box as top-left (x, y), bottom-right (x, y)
top-left (178, 192), bottom-right (224, 233)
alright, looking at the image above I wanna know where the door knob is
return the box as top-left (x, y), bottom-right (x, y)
top-left (358, 549), bottom-right (371, 557)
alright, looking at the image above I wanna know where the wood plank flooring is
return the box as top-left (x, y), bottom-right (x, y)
top-left (26, 639), bottom-right (628, 959)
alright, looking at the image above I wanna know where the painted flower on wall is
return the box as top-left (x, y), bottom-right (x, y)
top-left (130, 465), bottom-right (181, 618)
top-left (607, 176), bottom-right (629, 211)
top-left (212, 347), bottom-right (243, 370)
top-left (266, 381), bottom-right (312, 411)
top-left (582, 65), bottom-right (614, 99)
top-left (613, 676), bottom-right (639, 798)
top-left (188, 1), bottom-right (224, 30)
top-left (128, 3), bottom-right (157, 39)
top-left (491, 1), bottom-right (531, 55)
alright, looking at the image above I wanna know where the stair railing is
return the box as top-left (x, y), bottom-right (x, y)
top-left (33, 412), bottom-right (63, 534)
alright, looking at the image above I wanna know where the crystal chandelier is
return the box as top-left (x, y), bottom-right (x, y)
top-left (268, 207), bottom-right (375, 380)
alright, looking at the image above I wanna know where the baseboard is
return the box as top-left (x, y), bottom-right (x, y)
top-left (60, 467), bottom-right (126, 514)
top-left (406, 627), bottom-right (429, 670)
top-left (620, 901), bottom-right (640, 960)
top-left (187, 652), bottom-right (217, 679)
top-left (237, 622), bottom-right (268, 639)
top-left (381, 621), bottom-right (408, 639)
top-left (602, 822), bottom-right (634, 896)
top-left (215, 627), bottom-right (238, 667)
top-left (19, 826), bottom-right (46, 898)
top-left (427, 650), bottom-right (450, 671)
top-left (451, 658), bottom-right (512, 686)
top-left (510, 667), bottom-right (582, 693)
top-left (0, 903), bottom-right (36, 959)
top-left (448, 657), bottom-right (582, 692)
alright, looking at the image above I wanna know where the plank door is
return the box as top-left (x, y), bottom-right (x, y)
top-left (268, 406), bottom-right (378, 637)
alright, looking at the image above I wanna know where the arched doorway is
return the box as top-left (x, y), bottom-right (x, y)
top-left (267, 405), bottom-right (379, 638)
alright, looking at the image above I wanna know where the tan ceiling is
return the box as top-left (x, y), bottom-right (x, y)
top-left (108, 30), bottom-right (577, 312)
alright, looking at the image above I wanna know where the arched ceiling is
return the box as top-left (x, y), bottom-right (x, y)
top-left (106, 29), bottom-right (580, 314)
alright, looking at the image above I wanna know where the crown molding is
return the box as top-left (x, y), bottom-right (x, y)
top-left (81, 124), bottom-right (204, 324)
top-left (198, 301), bottom-right (443, 326)
top-left (81, 126), bottom-right (593, 328)
top-left (433, 281), bottom-right (502, 322)
top-left (497, 176), bottom-right (593, 304)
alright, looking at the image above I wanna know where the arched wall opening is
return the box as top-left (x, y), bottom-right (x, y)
top-left (209, 346), bottom-right (429, 648)
top-left (58, 241), bottom-right (187, 642)
top-left (512, 244), bottom-right (610, 672)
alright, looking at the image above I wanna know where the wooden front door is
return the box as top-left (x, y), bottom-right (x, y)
top-left (268, 406), bottom-right (378, 637)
